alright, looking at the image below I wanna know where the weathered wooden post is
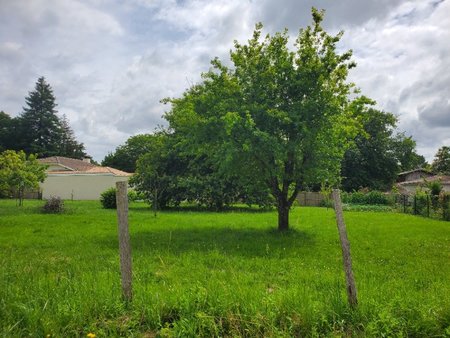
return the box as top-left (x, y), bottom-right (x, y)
top-left (116, 181), bottom-right (132, 302)
top-left (332, 189), bottom-right (358, 308)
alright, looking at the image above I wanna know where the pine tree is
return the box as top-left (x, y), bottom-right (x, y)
top-left (18, 77), bottom-right (86, 158)
top-left (59, 115), bottom-right (86, 159)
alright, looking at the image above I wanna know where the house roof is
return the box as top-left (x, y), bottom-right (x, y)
top-left (397, 175), bottom-right (450, 186)
top-left (397, 168), bottom-right (432, 176)
top-left (38, 156), bottom-right (132, 177)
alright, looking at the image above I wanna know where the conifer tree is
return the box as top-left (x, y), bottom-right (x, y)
top-left (18, 77), bottom-right (86, 158)
top-left (59, 114), bottom-right (86, 159)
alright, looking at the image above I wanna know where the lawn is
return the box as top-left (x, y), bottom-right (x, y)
top-left (0, 200), bottom-right (449, 337)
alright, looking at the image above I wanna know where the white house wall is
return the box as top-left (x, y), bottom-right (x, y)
top-left (40, 174), bottom-right (129, 200)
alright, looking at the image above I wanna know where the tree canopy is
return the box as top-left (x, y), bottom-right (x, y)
top-left (0, 111), bottom-right (15, 152)
top-left (432, 146), bottom-right (450, 175)
top-left (102, 134), bottom-right (156, 173)
top-left (163, 9), bottom-right (365, 230)
top-left (0, 77), bottom-right (86, 159)
top-left (130, 131), bottom-right (273, 210)
top-left (341, 103), bottom-right (426, 191)
top-left (0, 150), bottom-right (47, 205)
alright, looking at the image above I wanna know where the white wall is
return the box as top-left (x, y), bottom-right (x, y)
top-left (40, 174), bottom-right (129, 200)
top-left (399, 182), bottom-right (450, 195)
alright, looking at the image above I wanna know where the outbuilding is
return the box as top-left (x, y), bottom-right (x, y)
top-left (38, 156), bottom-right (131, 200)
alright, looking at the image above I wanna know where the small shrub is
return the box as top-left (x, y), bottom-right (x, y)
top-left (43, 196), bottom-right (64, 213)
top-left (439, 192), bottom-right (450, 221)
top-left (100, 188), bottom-right (117, 209)
top-left (127, 189), bottom-right (145, 202)
top-left (413, 191), bottom-right (429, 216)
top-left (428, 181), bottom-right (443, 196)
top-left (100, 187), bottom-right (138, 208)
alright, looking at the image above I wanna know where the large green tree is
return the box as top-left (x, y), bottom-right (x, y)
top-left (0, 111), bottom-right (16, 152)
top-left (131, 132), bottom-right (272, 210)
top-left (59, 115), bottom-right (86, 159)
top-left (341, 104), bottom-right (426, 191)
top-left (102, 134), bottom-right (155, 173)
top-left (393, 133), bottom-right (426, 172)
top-left (164, 10), bottom-right (363, 231)
top-left (18, 77), bottom-right (85, 158)
top-left (431, 146), bottom-right (450, 175)
top-left (0, 150), bottom-right (47, 205)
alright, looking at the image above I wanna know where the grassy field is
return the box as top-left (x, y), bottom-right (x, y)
top-left (0, 200), bottom-right (449, 337)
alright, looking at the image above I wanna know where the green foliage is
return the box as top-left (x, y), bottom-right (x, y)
top-left (164, 9), bottom-right (365, 230)
top-left (100, 187), bottom-right (140, 208)
top-left (102, 134), bottom-right (155, 173)
top-left (131, 132), bottom-right (273, 210)
top-left (342, 190), bottom-right (392, 205)
top-left (42, 196), bottom-right (64, 213)
top-left (127, 189), bottom-right (144, 202)
top-left (6, 77), bottom-right (86, 158)
top-left (427, 181), bottom-right (443, 211)
top-left (428, 180), bottom-right (443, 196)
top-left (341, 107), bottom-right (425, 192)
top-left (0, 150), bottom-right (47, 205)
top-left (0, 200), bottom-right (449, 336)
top-left (58, 115), bottom-right (86, 159)
top-left (413, 190), bottom-right (429, 217)
top-left (431, 146), bottom-right (450, 175)
top-left (342, 204), bottom-right (394, 212)
top-left (440, 192), bottom-right (450, 221)
top-left (393, 133), bottom-right (427, 171)
top-left (0, 111), bottom-right (15, 152)
top-left (100, 187), bottom-right (117, 209)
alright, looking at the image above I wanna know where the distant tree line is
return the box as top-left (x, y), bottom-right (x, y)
top-left (103, 103), bottom-right (428, 211)
top-left (0, 77), bottom-right (86, 159)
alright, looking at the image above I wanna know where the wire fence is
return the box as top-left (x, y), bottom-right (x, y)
top-left (394, 193), bottom-right (450, 221)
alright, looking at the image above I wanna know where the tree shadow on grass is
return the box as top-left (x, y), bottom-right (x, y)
top-left (97, 226), bottom-right (316, 258)
top-left (128, 204), bottom-right (275, 214)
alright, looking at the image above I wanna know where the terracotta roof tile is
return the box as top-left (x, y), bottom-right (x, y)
top-left (38, 156), bottom-right (131, 177)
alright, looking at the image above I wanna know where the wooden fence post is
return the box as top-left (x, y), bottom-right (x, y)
top-left (332, 189), bottom-right (358, 308)
top-left (116, 181), bottom-right (132, 302)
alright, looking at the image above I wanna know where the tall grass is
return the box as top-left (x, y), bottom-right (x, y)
top-left (0, 200), bottom-right (449, 336)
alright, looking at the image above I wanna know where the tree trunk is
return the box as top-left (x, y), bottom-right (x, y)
top-left (277, 197), bottom-right (290, 231)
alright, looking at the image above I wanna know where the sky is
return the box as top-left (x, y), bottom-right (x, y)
top-left (1, 0), bottom-right (449, 162)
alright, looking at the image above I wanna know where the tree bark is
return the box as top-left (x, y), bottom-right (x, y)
top-left (277, 196), bottom-right (290, 231)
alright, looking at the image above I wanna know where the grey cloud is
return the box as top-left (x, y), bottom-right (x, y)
top-left (258, 0), bottom-right (405, 32)
top-left (419, 100), bottom-right (450, 127)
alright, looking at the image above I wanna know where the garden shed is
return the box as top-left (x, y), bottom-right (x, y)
top-left (38, 156), bottom-right (131, 200)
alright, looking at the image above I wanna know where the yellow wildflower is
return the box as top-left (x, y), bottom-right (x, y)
top-left (87, 333), bottom-right (96, 338)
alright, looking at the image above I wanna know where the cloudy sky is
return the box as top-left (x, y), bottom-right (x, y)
top-left (1, 0), bottom-right (449, 162)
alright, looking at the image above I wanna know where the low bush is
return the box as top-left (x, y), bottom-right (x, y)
top-left (100, 188), bottom-right (117, 209)
top-left (43, 196), bottom-right (64, 213)
top-left (439, 192), bottom-right (450, 221)
top-left (342, 190), bottom-right (391, 205)
top-left (100, 187), bottom-right (140, 209)
top-left (127, 189), bottom-right (145, 202)
top-left (413, 191), bottom-right (429, 216)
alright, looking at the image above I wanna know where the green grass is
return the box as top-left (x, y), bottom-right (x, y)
top-left (1, 200), bottom-right (449, 337)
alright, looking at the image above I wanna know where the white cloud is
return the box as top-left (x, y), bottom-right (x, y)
top-left (0, 0), bottom-right (449, 162)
